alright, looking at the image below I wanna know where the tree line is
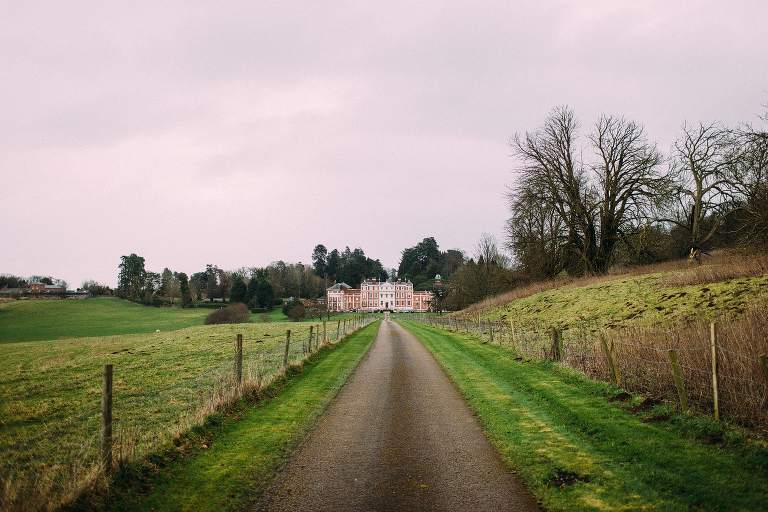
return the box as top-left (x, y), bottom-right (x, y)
top-left (115, 243), bottom-right (390, 309)
top-left (311, 245), bottom-right (387, 288)
top-left (507, 105), bottom-right (768, 280)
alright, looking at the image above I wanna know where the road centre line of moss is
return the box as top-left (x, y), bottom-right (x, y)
top-left (105, 321), bottom-right (380, 512)
top-left (398, 320), bottom-right (768, 512)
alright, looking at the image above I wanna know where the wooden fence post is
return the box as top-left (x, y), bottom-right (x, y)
top-left (599, 335), bottom-right (619, 385)
top-left (283, 330), bottom-right (291, 369)
top-left (323, 321), bottom-right (327, 345)
top-left (710, 322), bottom-right (720, 421)
top-left (315, 324), bottom-right (320, 350)
top-left (101, 364), bottom-right (113, 475)
top-left (510, 321), bottom-right (516, 348)
top-left (489, 321), bottom-right (495, 344)
top-left (336, 320), bottom-right (341, 341)
top-left (308, 326), bottom-right (314, 353)
top-left (550, 327), bottom-right (561, 361)
top-left (667, 349), bottom-right (689, 412)
top-left (343, 319), bottom-right (347, 335)
top-left (235, 334), bottom-right (243, 385)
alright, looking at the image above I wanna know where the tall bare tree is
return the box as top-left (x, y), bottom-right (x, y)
top-left (506, 182), bottom-right (567, 278)
top-left (510, 107), bottom-right (667, 274)
top-left (728, 117), bottom-right (768, 247)
top-left (662, 122), bottom-right (735, 260)
top-left (513, 106), bottom-right (590, 273)
top-left (590, 115), bottom-right (666, 270)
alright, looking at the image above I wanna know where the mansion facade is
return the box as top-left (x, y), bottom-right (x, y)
top-left (327, 278), bottom-right (433, 312)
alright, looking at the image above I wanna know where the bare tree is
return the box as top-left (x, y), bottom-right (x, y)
top-left (590, 115), bottom-right (667, 270)
top-left (728, 117), bottom-right (768, 247)
top-left (662, 122), bottom-right (735, 261)
top-left (510, 107), bottom-right (667, 274)
top-left (475, 232), bottom-right (509, 268)
top-left (506, 182), bottom-right (567, 278)
top-left (513, 106), bottom-right (591, 274)
top-left (166, 275), bottom-right (181, 304)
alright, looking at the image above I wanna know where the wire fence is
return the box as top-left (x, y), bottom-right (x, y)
top-left (0, 314), bottom-right (377, 512)
top-left (410, 311), bottom-right (768, 427)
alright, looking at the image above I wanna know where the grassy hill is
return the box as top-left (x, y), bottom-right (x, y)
top-left (0, 298), bottom-right (352, 343)
top-left (466, 252), bottom-right (768, 332)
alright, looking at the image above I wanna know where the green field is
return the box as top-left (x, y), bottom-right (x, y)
top-left (0, 298), bottom-right (355, 343)
top-left (103, 321), bottom-right (379, 512)
top-left (0, 319), bottom-right (325, 510)
top-left (0, 298), bottom-right (208, 342)
top-left (400, 321), bottom-right (768, 511)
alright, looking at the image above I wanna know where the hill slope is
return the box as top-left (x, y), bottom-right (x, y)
top-left (467, 252), bottom-right (768, 332)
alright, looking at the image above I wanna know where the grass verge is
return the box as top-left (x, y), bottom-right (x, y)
top-left (96, 321), bottom-right (380, 512)
top-left (399, 320), bottom-right (768, 512)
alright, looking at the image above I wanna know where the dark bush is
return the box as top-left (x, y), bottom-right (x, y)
top-left (282, 298), bottom-right (305, 321)
top-left (273, 297), bottom-right (284, 306)
top-left (204, 303), bottom-right (251, 325)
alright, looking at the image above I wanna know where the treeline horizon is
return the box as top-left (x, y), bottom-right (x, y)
top-left (506, 104), bottom-right (768, 280)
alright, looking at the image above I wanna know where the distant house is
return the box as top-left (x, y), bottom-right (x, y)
top-left (0, 282), bottom-right (67, 297)
top-left (28, 282), bottom-right (66, 295)
top-left (327, 278), bottom-right (433, 312)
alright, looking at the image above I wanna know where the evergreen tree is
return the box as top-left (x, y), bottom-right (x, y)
top-left (177, 272), bottom-right (193, 307)
top-left (312, 244), bottom-right (328, 277)
top-left (117, 253), bottom-right (146, 301)
top-left (230, 276), bottom-right (248, 304)
top-left (205, 264), bottom-right (218, 301)
top-left (255, 279), bottom-right (275, 309)
top-left (246, 277), bottom-right (259, 306)
top-left (326, 249), bottom-right (340, 280)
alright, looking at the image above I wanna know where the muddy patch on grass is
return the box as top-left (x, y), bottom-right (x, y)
top-left (545, 468), bottom-right (591, 488)
top-left (629, 397), bottom-right (662, 413)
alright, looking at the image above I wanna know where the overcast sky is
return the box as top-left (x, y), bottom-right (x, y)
top-left (1, 1), bottom-right (766, 287)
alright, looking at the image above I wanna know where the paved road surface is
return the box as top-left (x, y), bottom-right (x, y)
top-left (256, 320), bottom-right (539, 512)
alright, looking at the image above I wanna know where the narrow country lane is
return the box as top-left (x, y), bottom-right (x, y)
top-left (256, 319), bottom-right (539, 512)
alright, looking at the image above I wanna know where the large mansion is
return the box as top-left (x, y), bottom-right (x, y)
top-left (327, 278), bottom-right (434, 312)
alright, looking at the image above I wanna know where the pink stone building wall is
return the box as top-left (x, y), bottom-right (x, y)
top-left (327, 279), bottom-right (433, 312)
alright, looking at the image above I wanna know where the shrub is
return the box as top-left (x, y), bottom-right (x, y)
top-left (204, 303), bottom-right (251, 325)
top-left (282, 298), bottom-right (305, 321)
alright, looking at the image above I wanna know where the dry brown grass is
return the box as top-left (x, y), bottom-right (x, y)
top-left (658, 252), bottom-right (768, 287)
top-left (423, 308), bottom-right (768, 428)
top-left (603, 311), bottom-right (768, 425)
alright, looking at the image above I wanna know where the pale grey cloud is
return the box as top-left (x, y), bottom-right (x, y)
top-left (1, 0), bottom-right (766, 287)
